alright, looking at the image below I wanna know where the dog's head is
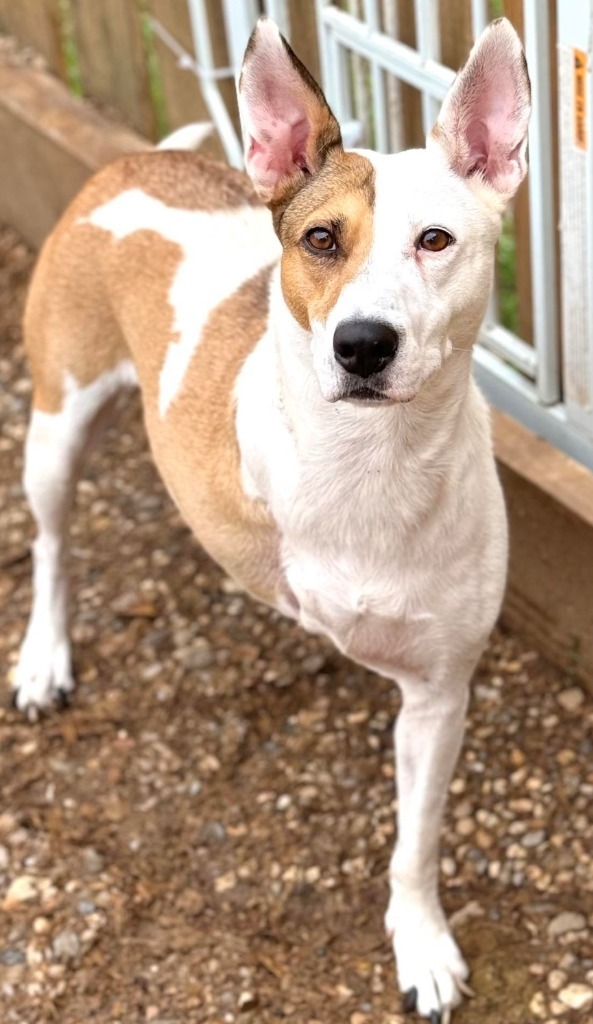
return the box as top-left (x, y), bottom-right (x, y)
top-left (238, 17), bottom-right (530, 405)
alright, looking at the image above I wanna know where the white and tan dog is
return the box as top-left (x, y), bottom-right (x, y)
top-left (12, 17), bottom-right (530, 1021)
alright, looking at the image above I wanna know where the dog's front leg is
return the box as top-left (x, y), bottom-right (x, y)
top-left (386, 666), bottom-right (474, 1022)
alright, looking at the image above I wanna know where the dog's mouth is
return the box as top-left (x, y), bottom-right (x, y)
top-left (343, 385), bottom-right (391, 403)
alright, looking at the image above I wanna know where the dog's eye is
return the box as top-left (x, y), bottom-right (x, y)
top-left (418, 228), bottom-right (454, 252)
top-left (305, 227), bottom-right (336, 253)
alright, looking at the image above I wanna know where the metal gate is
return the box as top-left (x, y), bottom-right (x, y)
top-left (156, 0), bottom-right (593, 471)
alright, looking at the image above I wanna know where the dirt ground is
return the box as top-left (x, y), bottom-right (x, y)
top-left (1, 224), bottom-right (593, 1024)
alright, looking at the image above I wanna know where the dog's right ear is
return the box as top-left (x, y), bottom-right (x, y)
top-left (238, 18), bottom-right (342, 205)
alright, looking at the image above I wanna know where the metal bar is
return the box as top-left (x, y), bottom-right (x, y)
top-left (318, 4), bottom-right (455, 97)
top-left (479, 324), bottom-right (538, 379)
top-left (263, 0), bottom-right (290, 38)
top-left (587, 18), bottom-right (593, 425)
top-left (363, 0), bottom-right (390, 151)
top-left (220, 0), bottom-right (258, 71)
top-left (414, 0), bottom-right (441, 131)
top-left (328, 32), bottom-right (354, 125)
top-left (479, 323), bottom-right (538, 380)
top-left (474, 347), bottom-right (593, 472)
top-left (186, 0), bottom-right (244, 167)
top-left (316, 0), bottom-right (362, 144)
top-left (314, 0), bottom-right (334, 89)
top-left (523, 0), bottom-right (561, 405)
top-left (470, 0), bottom-right (489, 40)
top-left (350, 0), bottom-right (370, 146)
top-left (382, 0), bottom-right (405, 152)
top-left (150, 17), bottom-right (233, 79)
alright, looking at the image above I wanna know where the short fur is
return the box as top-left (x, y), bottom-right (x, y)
top-left (12, 17), bottom-right (530, 1022)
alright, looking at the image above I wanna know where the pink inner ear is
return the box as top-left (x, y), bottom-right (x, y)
top-left (247, 113), bottom-right (311, 184)
top-left (436, 22), bottom-right (531, 199)
top-left (239, 19), bottom-right (333, 199)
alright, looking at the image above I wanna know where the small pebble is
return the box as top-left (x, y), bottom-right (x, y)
top-left (529, 991), bottom-right (547, 1018)
top-left (0, 949), bottom-right (26, 966)
top-left (238, 991), bottom-right (259, 1011)
top-left (547, 912), bottom-right (587, 938)
top-left (556, 687), bottom-right (585, 712)
top-left (558, 984), bottom-right (593, 1010)
top-left (52, 930), bottom-right (80, 961)
top-left (214, 871), bottom-right (237, 893)
top-left (81, 848), bottom-right (105, 875)
top-left (547, 970), bottom-right (567, 992)
top-left (2, 875), bottom-right (38, 908)
top-left (522, 830), bottom-right (547, 849)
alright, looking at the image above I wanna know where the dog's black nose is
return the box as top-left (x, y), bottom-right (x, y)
top-left (333, 319), bottom-right (399, 378)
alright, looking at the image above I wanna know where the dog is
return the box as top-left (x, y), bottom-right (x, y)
top-left (11, 16), bottom-right (530, 1021)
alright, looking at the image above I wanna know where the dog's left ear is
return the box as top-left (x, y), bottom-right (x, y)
top-left (238, 18), bottom-right (342, 204)
top-left (430, 18), bottom-right (531, 204)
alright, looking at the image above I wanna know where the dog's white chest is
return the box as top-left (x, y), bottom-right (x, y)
top-left (282, 550), bottom-right (421, 674)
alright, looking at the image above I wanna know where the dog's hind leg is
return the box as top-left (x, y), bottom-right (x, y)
top-left (12, 362), bottom-right (136, 716)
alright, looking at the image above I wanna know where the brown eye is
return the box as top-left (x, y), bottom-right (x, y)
top-left (305, 227), bottom-right (336, 253)
top-left (419, 228), bottom-right (454, 252)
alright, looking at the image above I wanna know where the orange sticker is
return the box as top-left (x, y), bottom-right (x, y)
top-left (574, 48), bottom-right (587, 151)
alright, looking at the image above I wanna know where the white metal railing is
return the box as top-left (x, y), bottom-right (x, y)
top-left (152, 0), bottom-right (593, 472)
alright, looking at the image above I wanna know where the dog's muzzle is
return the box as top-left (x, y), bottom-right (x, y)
top-left (333, 319), bottom-right (399, 379)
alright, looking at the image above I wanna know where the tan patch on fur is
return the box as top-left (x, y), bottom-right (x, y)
top-left (144, 267), bottom-right (283, 603)
top-left (25, 222), bottom-right (130, 413)
top-left (24, 145), bottom-right (282, 599)
top-left (276, 149), bottom-right (375, 330)
top-left (25, 152), bottom-right (262, 413)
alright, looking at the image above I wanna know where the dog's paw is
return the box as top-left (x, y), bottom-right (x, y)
top-left (10, 638), bottom-right (74, 718)
top-left (386, 902), bottom-right (470, 1022)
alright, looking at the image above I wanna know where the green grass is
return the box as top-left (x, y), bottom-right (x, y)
top-left (57, 0), bottom-right (83, 97)
top-left (138, 0), bottom-right (169, 140)
top-left (497, 214), bottom-right (519, 334)
top-left (489, 0), bottom-right (505, 18)
top-left (54, 0), bottom-right (168, 141)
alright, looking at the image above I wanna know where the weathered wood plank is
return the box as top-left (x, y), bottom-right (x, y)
top-left (148, 0), bottom-right (225, 159)
top-left (71, 0), bottom-right (155, 139)
top-left (439, 0), bottom-right (472, 71)
top-left (494, 408), bottom-right (593, 691)
top-left (288, 0), bottom-right (320, 83)
top-left (0, 0), bottom-right (63, 74)
top-left (0, 61), bottom-right (147, 247)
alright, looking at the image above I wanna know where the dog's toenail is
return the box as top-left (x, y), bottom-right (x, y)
top-left (403, 987), bottom-right (418, 1013)
top-left (429, 1011), bottom-right (442, 1024)
top-left (57, 688), bottom-right (70, 709)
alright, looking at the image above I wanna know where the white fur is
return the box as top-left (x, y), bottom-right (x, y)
top-left (233, 118), bottom-right (517, 1017)
top-left (236, 204), bottom-right (507, 1016)
top-left (16, 17), bottom-right (529, 1022)
top-left (85, 190), bottom-right (279, 415)
top-left (312, 147), bottom-right (499, 405)
top-left (13, 363), bottom-right (136, 714)
top-left (156, 122), bottom-right (213, 151)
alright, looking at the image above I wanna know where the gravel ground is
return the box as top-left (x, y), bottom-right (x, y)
top-left (1, 224), bottom-right (593, 1024)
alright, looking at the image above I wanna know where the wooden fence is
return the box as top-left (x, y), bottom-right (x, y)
top-left (0, 0), bottom-right (321, 161)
